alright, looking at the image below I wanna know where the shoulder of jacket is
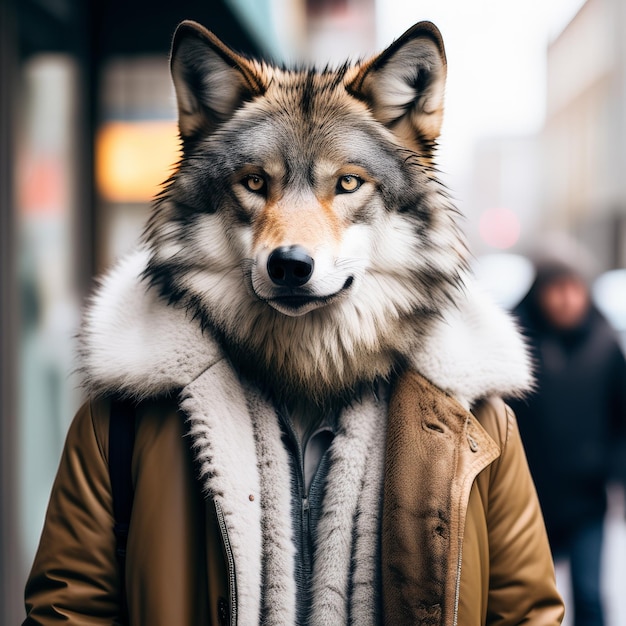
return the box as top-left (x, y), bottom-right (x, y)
top-left (57, 398), bottom-right (113, 468)
top-left (471, 396), bottom-right (514, 449)
top-left (85, 397), bottom-right (113, 465)
top-left (86, 394), bottom-right (182, 464)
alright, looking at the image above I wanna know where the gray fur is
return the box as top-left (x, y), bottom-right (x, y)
top-left (143, 21), bottom-right (467, 409)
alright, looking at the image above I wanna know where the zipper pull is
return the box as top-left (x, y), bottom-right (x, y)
top-left (302, 496), bottom-right (310, 533)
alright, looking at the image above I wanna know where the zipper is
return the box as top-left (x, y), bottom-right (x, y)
top-left (280, 410), bottom-right (312, 583)
top-left (302, 496), bottom-right (310, 543)
top-left (301, 487), bottom-right (312, 580)
top-left (453, 418), bottom-right (490, 625)
top-left (214, 499), bottom-right (237, 626)
top-left (452, 539), bottom-right (463, 626)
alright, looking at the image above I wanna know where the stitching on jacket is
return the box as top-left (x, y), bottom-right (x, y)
top-left (504, 404), bottom-right (515, 450)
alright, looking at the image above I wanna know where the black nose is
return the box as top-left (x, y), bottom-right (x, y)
top-left (267, 246), bottom-right (314, 287)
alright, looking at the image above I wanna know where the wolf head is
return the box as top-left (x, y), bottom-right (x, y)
top-left (144, 21), bottom-right (467, 406)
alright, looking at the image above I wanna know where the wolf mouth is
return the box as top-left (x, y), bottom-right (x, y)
top-left (267, 276), bottom-right (354, 313)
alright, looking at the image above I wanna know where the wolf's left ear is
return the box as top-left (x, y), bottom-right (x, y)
top-left (170, 21), bottom-right (266, 139)
top-left (347, 22), bottom-right (447, 146)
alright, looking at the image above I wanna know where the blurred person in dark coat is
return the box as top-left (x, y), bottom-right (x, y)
top-left (509, 239), bottom-right (626, 626)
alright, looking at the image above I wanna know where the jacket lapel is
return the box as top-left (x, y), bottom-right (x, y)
top-left (244, 385), bottom-right (297, 625)
top-left (181, 360), bottom-right (264, 626)
top-left (382, 370), bottom-right (500, 625)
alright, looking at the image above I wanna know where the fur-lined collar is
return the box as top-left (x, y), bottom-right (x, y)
top-left (80, 248), bottom-right (532, 407)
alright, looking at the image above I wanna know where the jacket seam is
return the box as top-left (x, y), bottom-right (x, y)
top-left (89, 399), bottom-right (109, 465)
top-left (504, 404), bottom-right (515, 450)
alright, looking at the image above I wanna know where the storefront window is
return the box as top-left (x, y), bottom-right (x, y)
top-left (95, 56), bottom-right (178, 268)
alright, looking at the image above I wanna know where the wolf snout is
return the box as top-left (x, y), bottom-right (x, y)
top-left (267, 246), bottom-right (315, 287)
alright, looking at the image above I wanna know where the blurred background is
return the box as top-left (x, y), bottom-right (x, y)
top-left (1, 0), bottom-right (625, 623)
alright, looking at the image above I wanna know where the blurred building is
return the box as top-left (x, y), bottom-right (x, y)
top-left (543, 0), bottom-right (626, 270)
top-left (465, 0), bottom-right (626, 271)
top-left (304, 0), bottom-right (376, 63)
top-left (466, 134), bottom-right (541, 254)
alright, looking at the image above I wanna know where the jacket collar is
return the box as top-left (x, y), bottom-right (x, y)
top-left (80, 247), bottom-right (532, 407)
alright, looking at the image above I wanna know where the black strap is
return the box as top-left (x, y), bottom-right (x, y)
top-left (109, 398), bottom-right (136, 624)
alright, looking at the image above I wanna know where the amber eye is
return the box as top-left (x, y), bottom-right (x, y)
top-left (337, 175), bottom-right (362, 193)
top-left (242, 174), bottom-right (266, 194)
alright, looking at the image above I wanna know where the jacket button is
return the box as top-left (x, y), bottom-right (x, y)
top-left (218, 596), bottom-right (229, 625)
top-left (467, 434), bottom-right (479, 452)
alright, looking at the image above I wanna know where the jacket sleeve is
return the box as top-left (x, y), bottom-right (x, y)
top-left (485, 404), bottom-right (564, 625)
top-left (24, 400), bottom-right (122, 625)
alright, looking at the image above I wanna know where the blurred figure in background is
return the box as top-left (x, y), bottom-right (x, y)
top-left (509, 237), bottom-right (626, 626)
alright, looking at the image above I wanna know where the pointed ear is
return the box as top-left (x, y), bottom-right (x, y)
top-left (170, 21), bottom-right (266, 139)
top-left (347, 22), bottom-right (447, 147)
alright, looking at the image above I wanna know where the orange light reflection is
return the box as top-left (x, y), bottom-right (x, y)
top-left (96, 120), bottom-right (180, 203)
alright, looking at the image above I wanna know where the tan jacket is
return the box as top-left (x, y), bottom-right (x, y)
top-left (24, 370), bottom-right (563, 626)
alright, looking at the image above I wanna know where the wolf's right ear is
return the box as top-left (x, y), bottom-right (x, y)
top-left (170, 21), bottom-right (266, 139)
top-left (347, 22), bottom-right (447, 148)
